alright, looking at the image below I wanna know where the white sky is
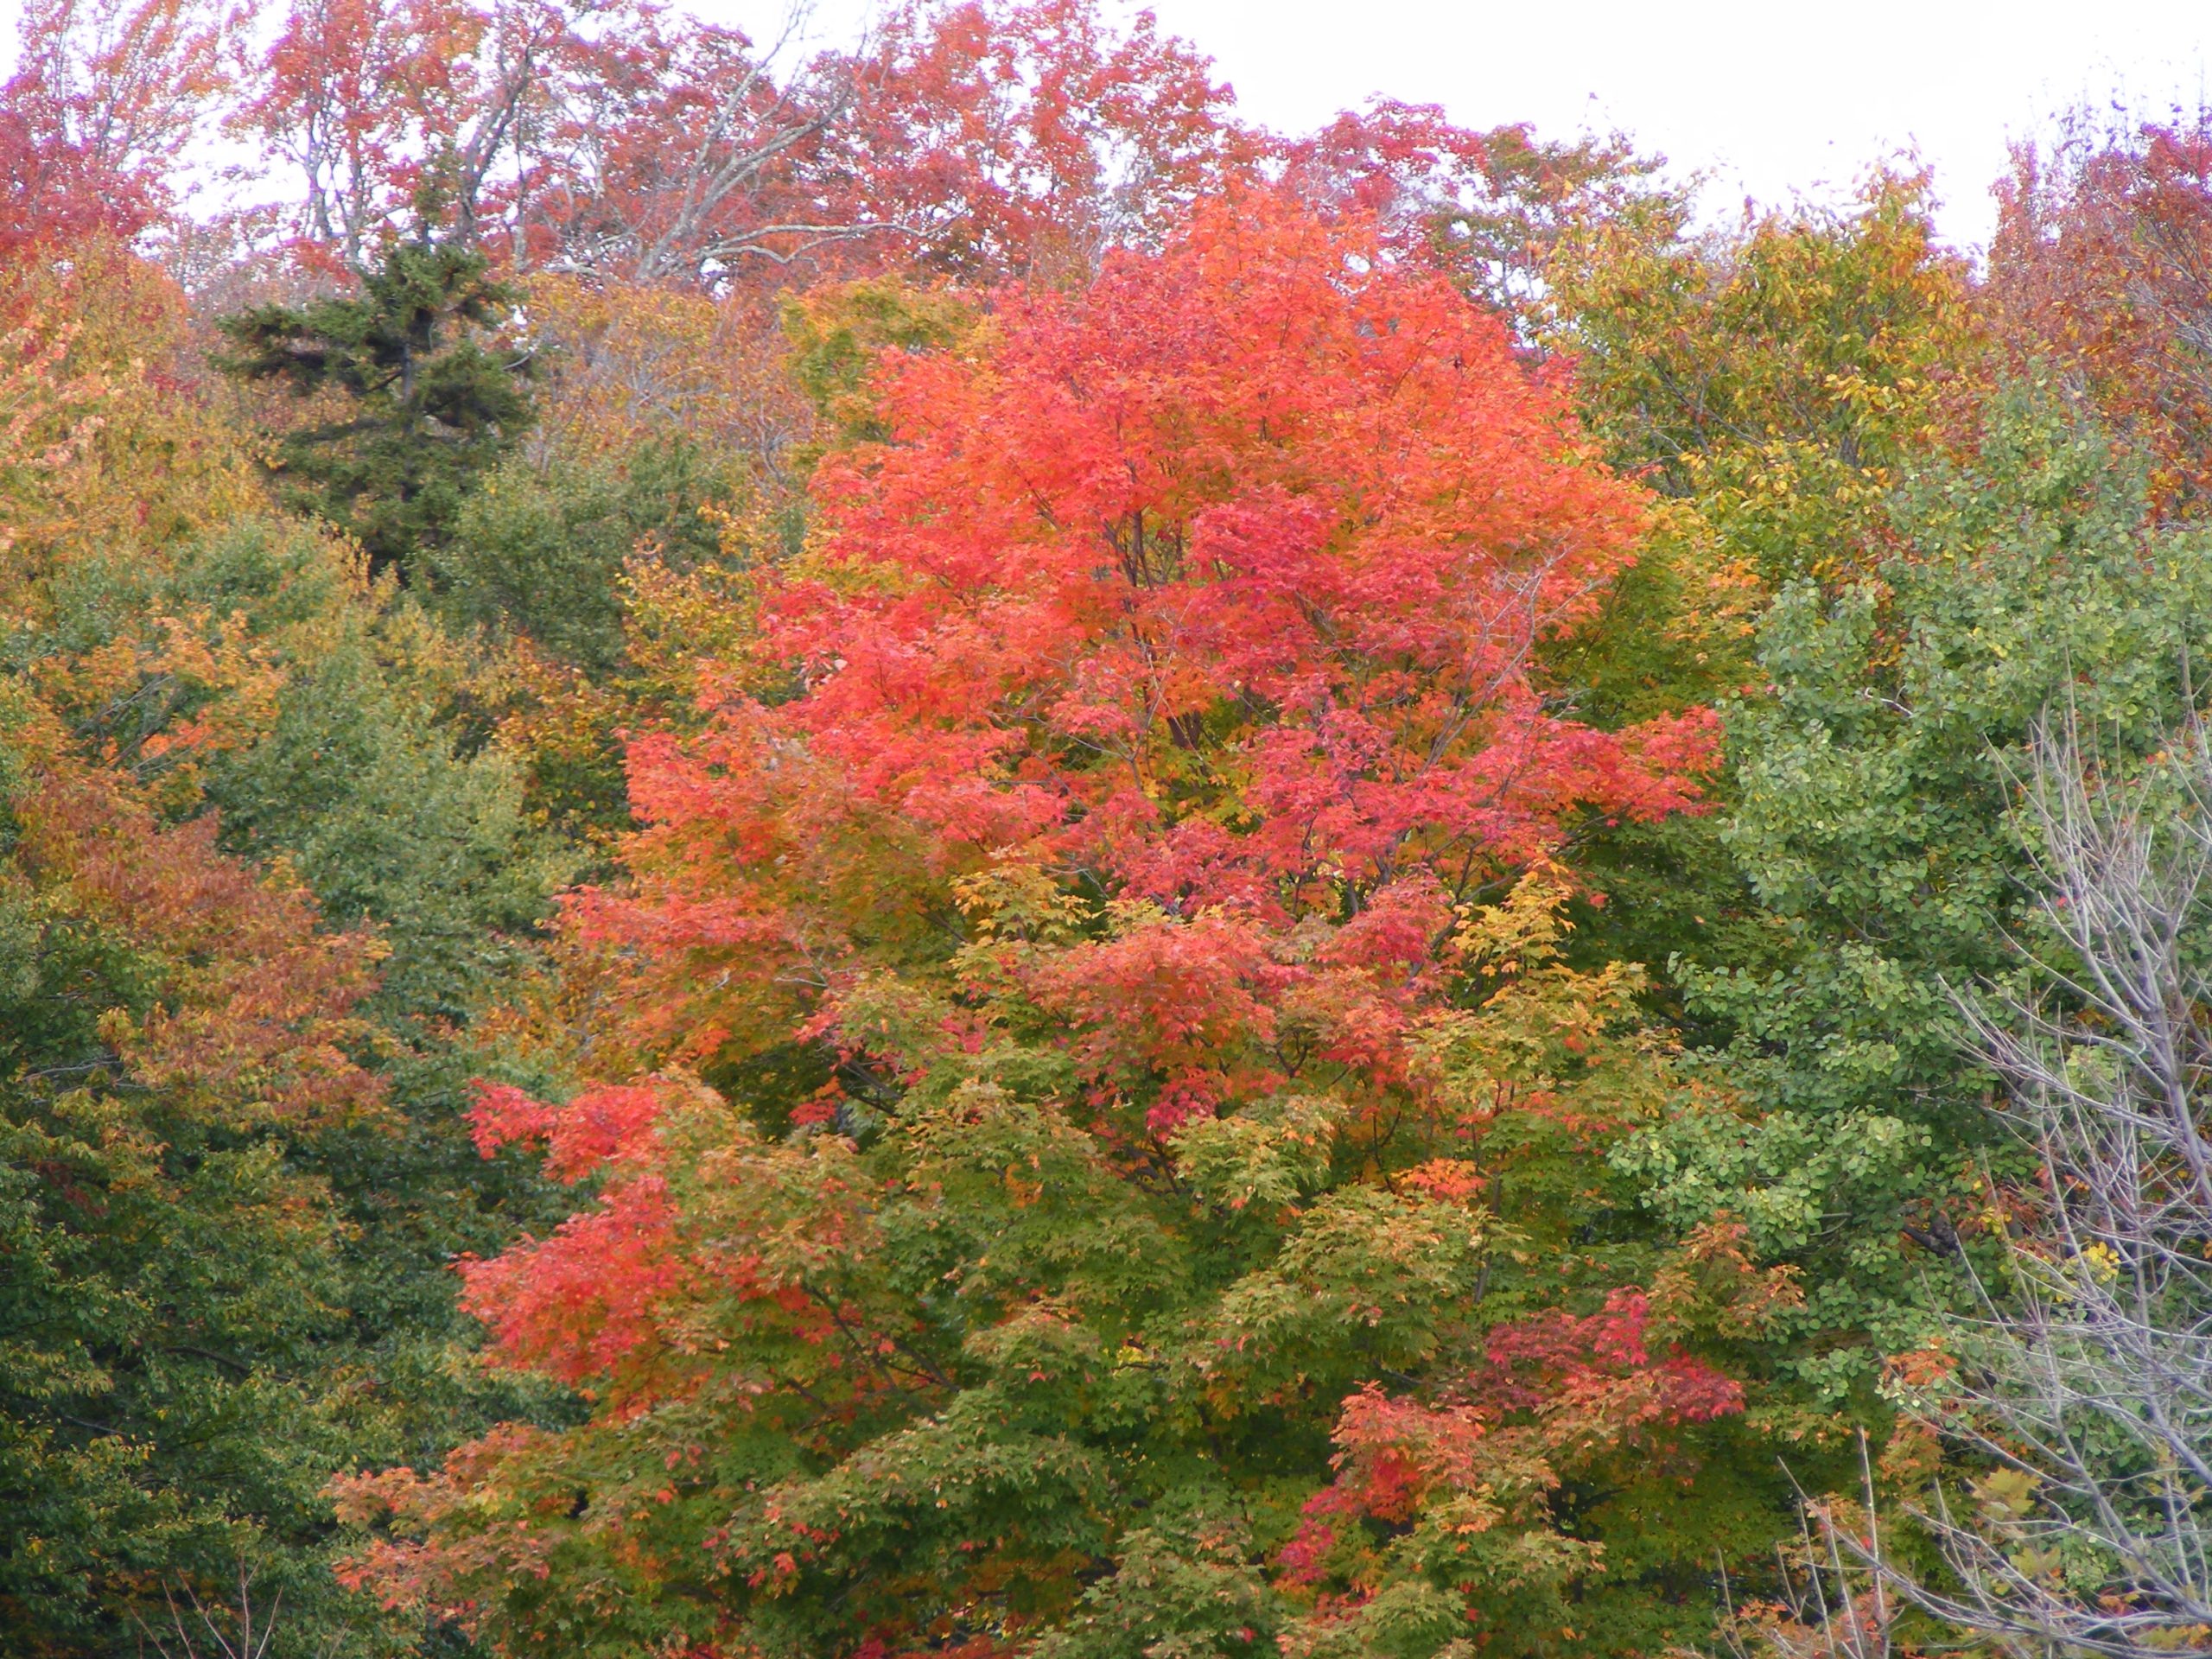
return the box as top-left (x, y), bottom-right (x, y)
top-left (724, 0), bottom-right (2212, 252)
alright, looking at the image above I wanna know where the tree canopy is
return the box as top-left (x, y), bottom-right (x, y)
top-left (6, 5), bottom-right (2212, 1658)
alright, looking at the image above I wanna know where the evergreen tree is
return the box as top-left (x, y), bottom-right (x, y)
top-left (218, 243), bottom-right (535, 577)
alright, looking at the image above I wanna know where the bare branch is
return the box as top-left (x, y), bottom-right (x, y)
top-left (1808, 709), bottom-right (2212, 1658)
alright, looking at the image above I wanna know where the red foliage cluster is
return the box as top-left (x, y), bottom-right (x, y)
top-left (570, 194), bottom-right (1713, 1141)
top-left (1280, 1291), bottom-right (1745, 1598)
top-left (1987, 111), bottom-right (2212, 512)
top-left (15, 741), bottom-right (386, 1125)
top-left (4, 0), bottom-right (1640, 306)
top-left (224, 0), bottom-right (1249, 282)
top-left (1474, 1288), bottom-right (1747, 1426)
top-left (0, 0), bottom-right (231, 256)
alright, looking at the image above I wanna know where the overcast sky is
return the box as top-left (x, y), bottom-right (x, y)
top-left (718, 0), bottom-right (2212, 251)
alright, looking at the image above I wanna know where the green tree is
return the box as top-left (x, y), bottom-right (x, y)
top-left (0, 697), bottom-right (397, 1656)
top-left (1621, 387), bottom-right (2212, 1408)
top-left (168, 520), bottom-right (586, 1483)
top-left (429, 439), bottom-right (743, 679)
top-left (218, 243), bottom-right (535, 577)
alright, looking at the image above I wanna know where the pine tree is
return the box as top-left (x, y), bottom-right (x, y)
top-left (218, 242), bottom-right (534, 576)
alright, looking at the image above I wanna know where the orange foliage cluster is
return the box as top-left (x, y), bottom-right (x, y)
top-left (576, 197), bottom-right (1714, 1128)
top-left (10, 711), bottom-right (386, 1128)
top-left (1986, 112), bottom-right (2212, 513)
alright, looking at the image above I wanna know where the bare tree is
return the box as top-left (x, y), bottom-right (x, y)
top-left (1827, 709), bottom-right (2212, 1658)
top-left (1712, 1436), bottom-right (1907, 1659)
top-left (132, 1555), bottom-right (344, 1659)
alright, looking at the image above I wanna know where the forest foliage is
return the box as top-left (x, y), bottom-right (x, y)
top-left (4, 3), bottom-right (2212, 1657)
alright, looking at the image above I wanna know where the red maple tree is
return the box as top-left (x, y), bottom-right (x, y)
top-left (572, 188), bottom-right (1717, 1126)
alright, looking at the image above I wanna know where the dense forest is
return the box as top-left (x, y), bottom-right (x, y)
top-left (3, 2), bottom-right (2211, 1656)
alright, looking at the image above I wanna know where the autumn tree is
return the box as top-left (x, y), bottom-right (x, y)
top-left (232, 0), bottom-right (1250, 288)
top-left (238, 0), bottom-right (865, 275)
top-left (564, 0), bottom-right (1251, 287)
top-left (239, 0), bottom-right (584, 271)
top-left (0, 0), bottom-right (235, 256)
top-left (0, 237), bottom-right (264, 607)
top-left (1548, 168), bottom-right (1978, 587)
top-left (520, 0), bottom-right (872, 283)
top-left (318, 196), bottom-right (1859, 1659)
top-left (1984, 105), bottom-right (2212, 517)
